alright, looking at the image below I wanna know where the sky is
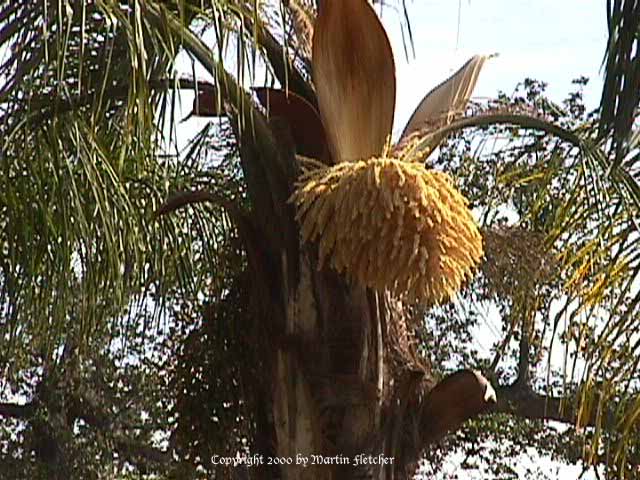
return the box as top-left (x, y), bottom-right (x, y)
top-left (381, 0), bottom-right (606, 137)
top-left (177, 0), bottom-right (608, 149)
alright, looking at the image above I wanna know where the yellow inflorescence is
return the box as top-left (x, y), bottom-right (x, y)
top-left (290, 155), bottom-right (484, 305)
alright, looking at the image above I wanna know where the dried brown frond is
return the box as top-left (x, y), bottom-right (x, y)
top-left (290, 150), bottom-right (484, 305)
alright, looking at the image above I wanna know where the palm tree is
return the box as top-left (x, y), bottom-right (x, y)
top-left (0, 1), bottom-right (639, 479)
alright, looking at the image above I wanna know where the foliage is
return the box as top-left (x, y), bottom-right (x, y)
top-left (423, 77), bottom-right (640, 478)
top-left (0, 1), bottom-right (639, 479)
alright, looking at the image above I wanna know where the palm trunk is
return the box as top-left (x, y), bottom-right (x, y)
top-left (272, 256), bottom-right (389, 479)
top-left (269, 257), bottom-right (495, 478)
top-left (236, 114), bottom-right (493, 480)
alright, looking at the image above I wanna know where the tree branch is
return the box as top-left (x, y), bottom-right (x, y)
top-left (488, 382), bottom-right (615, 429)
top-left (389, 370), bottom-right (497, 478)
top-left (0, 401), bottom-right (36, 419)
top-left (420, 370), bottom-right (497, 445)
top-left (0, 398), bottom-right (172, 466)
top-left (516, 324), bottom-right (530, 386)
top-left (490, 383), bottom-right (574, 423)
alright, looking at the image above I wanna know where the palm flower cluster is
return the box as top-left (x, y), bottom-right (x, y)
top-left (262, 0), bottom-right (487, 304)
top-left (292, 151), bottom-right (482, 303)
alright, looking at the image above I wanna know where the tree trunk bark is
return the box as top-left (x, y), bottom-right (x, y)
top-left (269, 248), bottom-right (436, 479)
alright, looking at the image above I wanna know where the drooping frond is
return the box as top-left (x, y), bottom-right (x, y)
top-left (598, 0), bottom-right (640, 166)
top-left (0, 1), bottom-right (251, 364)
top-left (432, 83), bottom-right (640, 472)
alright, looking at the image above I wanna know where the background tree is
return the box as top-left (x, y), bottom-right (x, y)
top-left (0, 1), bottom-right (639, 479)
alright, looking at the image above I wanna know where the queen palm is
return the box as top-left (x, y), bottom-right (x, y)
top-left (0, 1), bottom-right (639, 479)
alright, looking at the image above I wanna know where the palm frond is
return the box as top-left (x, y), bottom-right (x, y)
top-left (598, 0), bottom-right (640, 166)
top-left (431, 82), bottom-right (640, 470)
top-left (0, 1), bottom-right (250, 366)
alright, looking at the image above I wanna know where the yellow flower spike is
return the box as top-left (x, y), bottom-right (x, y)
top-left (295, 153), bottom-right (482, 303)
